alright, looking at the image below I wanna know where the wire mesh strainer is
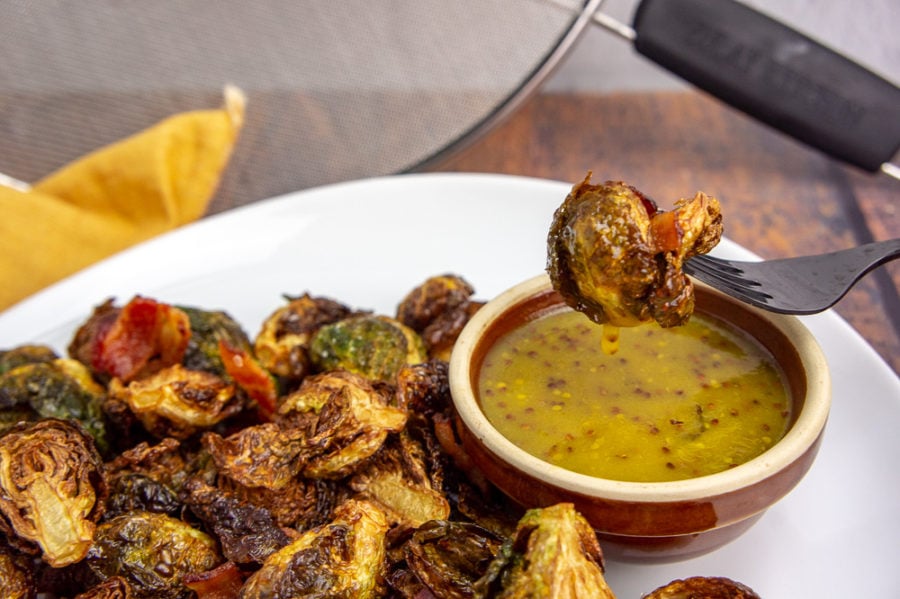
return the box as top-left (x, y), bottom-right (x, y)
top-left (0, 0), bottom-right (600, 212)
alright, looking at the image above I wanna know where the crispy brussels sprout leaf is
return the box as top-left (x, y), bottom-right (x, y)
top-left (309, 315), bottom-right (428, 382)
top-left (643, 576), bottom-right (761, 599)
top-left (0, 419), bottom-right (106, 567)
top-left (279, 371), bottom-right (407, 479)
top-left (203, 422), bottom-right (306, 491)
top-left (108, 364), bottom-right (240, 439)
top-left (254, 293), bottom-right (354, 381)
top-left (241, 499), bottom-right (390, 599)
top-left (104, 437), bottom-right (192, 495)
top-left (218, 474), bottom-right (344, 532)
top-left (0, 359), bottom-right (109, 453)
top-left (87, 511), bottom-right (222, 599)
top-left (404, 520), bottom-right (504, 599)
top-left (351, 431), bottom-right (450, 528)
top-left (181, 477), bottom-right (291, 564)
top-left (474, 503), bottom-right (615, 599)
top-left (276, 370), bottom-right (382, 430)
top-left (0, 344), bottom-right (58, 375)
top-left (547, 174), bottom-right (722, 328)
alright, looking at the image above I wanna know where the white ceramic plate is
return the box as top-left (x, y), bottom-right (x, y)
top-left (1, 173), bottom-right (897, 597)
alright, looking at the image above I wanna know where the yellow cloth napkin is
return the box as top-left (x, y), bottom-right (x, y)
top-left (0, 87), bottom-right (245, 311)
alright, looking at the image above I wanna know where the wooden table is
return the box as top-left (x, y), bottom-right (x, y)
top-left (428, 90), bottom-right (900, 375)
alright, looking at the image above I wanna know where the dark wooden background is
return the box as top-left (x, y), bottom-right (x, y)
top-left (429, 90), bottom-right (900, 375)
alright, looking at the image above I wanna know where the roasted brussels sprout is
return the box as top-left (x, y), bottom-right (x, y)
top-left (474, 503), bottom-right (615, 599)
top-left (308, 314), bottom-right (428, 382)
top-left (87, 511), bottom-right (222, 599)
top-left (69, 296), bottom-right (192, 383)
top-left (402, 520), bottom-right (505, 599)
top-left (0, 418), bottom-right (106, 567)
top-left (547, 174), bottom-right (722, 329)
top-left (0, 344), bottom-right (58, 375)
top-left (240, 499), bottom-right (390, 599)
top-left (350, 431), bottom-right (450, 528)
top-left (396, 274), bottom-right (482, 361)
top-left (203, 422), bottom-right (307, 491)
top-left (105, 473), bottom-right (182, 520)
top-left (643, 576), bottom-right (761, 598)
top-left (254, 293), bottom-right (355, 382)
top-left (104, 437), bottom-right (193, 495)
top-left (181, 477), bottom-right (291, 564)
top-left (278, 370), bottom-right (408, 479)
top-left (0, 358), bottom-right (109, 451)
top-left (108, 364), bottom-right (240, 439)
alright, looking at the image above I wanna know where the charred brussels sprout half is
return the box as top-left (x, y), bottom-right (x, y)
top-left (107, 364), bottom-right (239, 440)
top-left (87, 511), bottom-right (222, 599)
top-left (241, 499), bottom-right (390, 599)
top-left (396, 274), bottom-right (475, 332)
top-left (180, 477), bottom-right (292, 564)
top-left (350, 431), bottom-right (450, 528)
top-left (277, 370), bottom-right (408, 479)
top-left (474, 503), bottom-right (615, 599)
top-left (308, 315), bottom-right (428, 382)
top-left (0, 358), bottom-right (109, 451)
top-left (0, 418), bottom-right (107, 567)
top-left (203, 422), bottom-right (307, 491)
top-left (402, 520), bottom-right (505, 599)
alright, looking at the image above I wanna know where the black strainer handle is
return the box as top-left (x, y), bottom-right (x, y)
top-left (631, 0), bottom-right (900, 173)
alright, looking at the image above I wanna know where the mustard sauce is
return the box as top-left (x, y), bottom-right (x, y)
top-left (477, 309), bottom-right (791, 482)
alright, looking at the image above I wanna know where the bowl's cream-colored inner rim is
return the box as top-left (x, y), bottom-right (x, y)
top-left (449, 274), bottom-right (832, 503)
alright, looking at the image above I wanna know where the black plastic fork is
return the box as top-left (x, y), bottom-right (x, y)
top-left (683, 239), bottom-right (900, 315)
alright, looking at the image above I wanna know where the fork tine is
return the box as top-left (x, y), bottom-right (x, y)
top-left (688, 254), bottom-right (748, 276)
top-left (684, 256), bottom-right (774, 306)
top-left (685, 239), bottom-right (900, 314)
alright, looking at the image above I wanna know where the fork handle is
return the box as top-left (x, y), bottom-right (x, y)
top-left (632, 0), bottom-right (900, 173)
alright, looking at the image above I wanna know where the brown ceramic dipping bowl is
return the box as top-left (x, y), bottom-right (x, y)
top-left (449, 274), bottom-right (831, 563)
